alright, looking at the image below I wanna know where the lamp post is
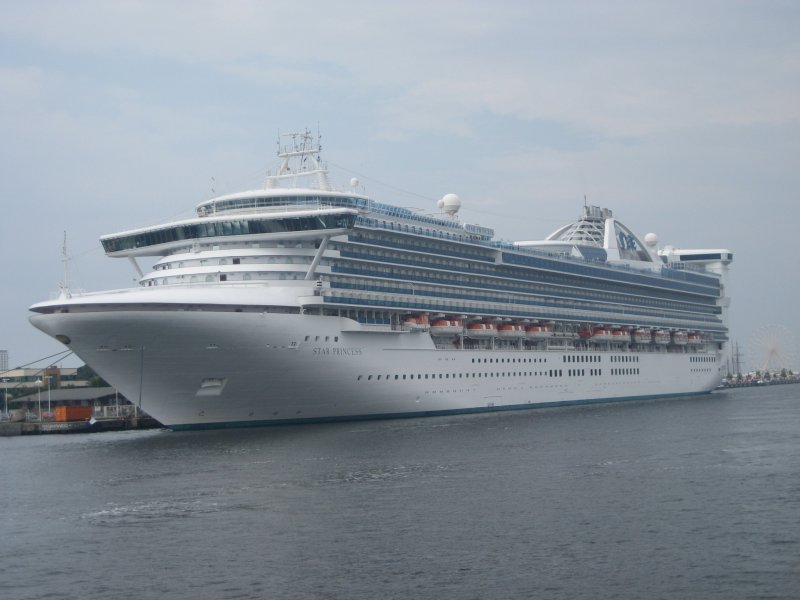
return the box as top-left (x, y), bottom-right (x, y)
top-left (35, 379), bottom-right (42, 420)
top-left (1, 378), bottom-right (8, 419)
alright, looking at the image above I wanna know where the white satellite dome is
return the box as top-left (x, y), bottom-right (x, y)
top-left (350, 177), bottom-right (359, 189)
top-left (644, 232), bottom-right (658, 247)
top-left (440, 193), bottom-right (461, 216)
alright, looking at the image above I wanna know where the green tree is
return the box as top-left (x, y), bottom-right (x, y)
top-left (77, 364), bottom-right (109, 387)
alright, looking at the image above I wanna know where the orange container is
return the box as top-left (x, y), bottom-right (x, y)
top-left (55, 406), bottom-right (94, 422)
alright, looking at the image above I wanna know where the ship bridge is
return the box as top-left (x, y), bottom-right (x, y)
top-left (100, 208), bottom-right (358, 257)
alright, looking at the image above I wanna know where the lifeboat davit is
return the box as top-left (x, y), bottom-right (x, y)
top-left (633, 328), bottom-right (652, 344)
top-left (465, 322), bottom-right (498, 339)
top-left (672, 331), bottom-right (689, 345)
top-left (403, 314), bottom-right (429, 331)
top-left (654, 330), bottom-right (671, 344)
top-left (429, 319), bottom-right (463, 336)
top-left (525, 325), bottom-right (554, 339)
top-left (497, 324), bottom-right (526, 339)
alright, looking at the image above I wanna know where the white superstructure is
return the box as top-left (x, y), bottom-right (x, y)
top-left (30, 131), bottom-right (733, 430)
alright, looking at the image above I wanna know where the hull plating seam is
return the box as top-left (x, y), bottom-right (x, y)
top-left (168, 391), bottom-right (711, 431)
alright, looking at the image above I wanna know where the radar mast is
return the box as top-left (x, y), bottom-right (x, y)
top-left (267, 129), bottom-right (331, 191)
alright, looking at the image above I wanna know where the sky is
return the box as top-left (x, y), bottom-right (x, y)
top-left (1, 0), bottom-right (799, 372)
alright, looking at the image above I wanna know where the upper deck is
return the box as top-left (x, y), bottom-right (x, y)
top-left (98, 130), bottom-right (728, 297)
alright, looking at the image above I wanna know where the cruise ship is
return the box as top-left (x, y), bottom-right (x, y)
top-left (30, 131), bottom-right (733, 430)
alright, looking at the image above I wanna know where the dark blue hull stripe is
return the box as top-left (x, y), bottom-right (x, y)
top-left (168, 390), bottom-right (712, 431)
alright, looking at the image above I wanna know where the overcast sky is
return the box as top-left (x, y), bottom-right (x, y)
top-left (1, 1), bottom-right (799, 372)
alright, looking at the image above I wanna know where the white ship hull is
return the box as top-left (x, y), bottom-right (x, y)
top-left (28, 132), bottom-right (732, 431)
top-left (31, 308), bottom-right (723, 430)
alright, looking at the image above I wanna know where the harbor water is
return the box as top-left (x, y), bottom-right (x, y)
top-left (1, 385), bottom-right (798, 599)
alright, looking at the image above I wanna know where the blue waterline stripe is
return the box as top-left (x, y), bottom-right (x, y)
top-left (168, 390), bottom-right (712, 431)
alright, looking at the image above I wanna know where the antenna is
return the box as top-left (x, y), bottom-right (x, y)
top-left (59, 231), bottom-right (71, 299)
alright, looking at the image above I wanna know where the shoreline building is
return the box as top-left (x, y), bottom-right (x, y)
top-left (1, 366), bottom-right (89, 392)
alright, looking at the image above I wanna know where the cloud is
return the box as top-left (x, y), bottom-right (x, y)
top-left (4, 1), bottom-right (797, 143)
top-left (0, 65), bottom-right (46, 98)
top-left (2, 0), bottom-right (799, 365)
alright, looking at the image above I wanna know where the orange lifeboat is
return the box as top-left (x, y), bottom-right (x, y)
top-left (525, 324), bottom-right (554, 339)
top-left (672, 331), bottom-right (689, 345)
top-left (497, 324), bottom-right (526, 339)
top-left (654, 330), bottom-right (671, 344)
top-left (591, 328), bottom-right (614, 343)
top-left (465, 322), bottom-right (498, 339)
top-left (611, 329), bottom-right (631, 342)
top-left (687, 333), bottom-right (702, 344)
top-left (429, 319), bottom-right (463, 336)
top-left (403, 314), bottom-right (429, 331)
top-left (633, 329), bottom-right (652, 344)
